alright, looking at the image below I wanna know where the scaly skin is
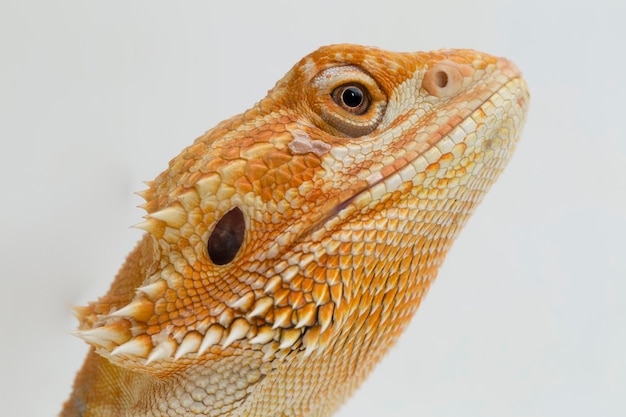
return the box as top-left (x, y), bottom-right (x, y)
top-left (61, 44), bottom-right (529, 416)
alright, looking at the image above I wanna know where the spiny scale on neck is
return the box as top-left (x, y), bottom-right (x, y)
top-left (63, 44), bottom-right (528, 416)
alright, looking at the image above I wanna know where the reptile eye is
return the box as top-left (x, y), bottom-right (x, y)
top-left (331, 84), bottom-right (370, 115)
top-left (311, 66), bottom-right (387, 137)
top-left (207, 207), bottom-right (245, 265)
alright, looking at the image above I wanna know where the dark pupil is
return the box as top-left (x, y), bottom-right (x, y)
top-left (342, 87), bottom-right (363, 107)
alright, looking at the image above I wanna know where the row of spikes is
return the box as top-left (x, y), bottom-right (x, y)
top-left (72, 320), bottom-right (329, 364)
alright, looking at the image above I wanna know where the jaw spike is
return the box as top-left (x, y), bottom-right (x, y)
top-left (295, 303), bottom-right (317, 329)
top-left (131, 219), bottom-right (163, 235)
top-left (302, 326), bottom-right (322, 357)
top-left (137, 202), bottom-right (150, 212)
top-left (134, 187), bottom-right (153, 201)
top-left (174, 332), bottom-right (202, 359)
top-left (146, 338), bottom-right (177, 364)
top-left (71, 322), bottom-right (130, 348)
top-left (198, 324), bottom-right (224, 355)
top-left (318, 302), bottom-right (334, 332)
top-left (249, 326), bottom-right (276, 345)
top-left (272, 306), bottom-right (293, 329)
top-left (247, 297), bottom-right (273, 319)
top-left (278, 328), bottom-right (301, 350)
top-left (110, 299), bottom-right (154, 322)
top-left (136, 279), bottom-right (167, 300)
top-left (111, 335), bottom-right (152, 358)
top-left (229, 292), bottom-right (256, 313)
top-left (71, 305), bottom-right (92, 321)
top-left (148, 205), bottom-right (187, 228)
top-left (222, 318), bottom-right (251, 348)
top-left (261, 341), bottom-right (280, 362)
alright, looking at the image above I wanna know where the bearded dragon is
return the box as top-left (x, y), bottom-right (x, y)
top-left (61, 44), bottom-right (529, 416)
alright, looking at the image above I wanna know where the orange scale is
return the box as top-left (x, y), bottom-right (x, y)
top-left (274, 288), bottom-right (291, 306)
top-left (234, 177), bottom-right (253, 193)
top-left (312, 283), bottom-right (330, 305)
top-left (288, 291), bottom-right (306, 309)
top-left (160, 309), bottom-right (173, 322)
top-left (153, 299), bottom-right (167, 315)
top-left (288, 275), bottom-right (304, 291)
top-left (170, 316), bottom-right (186, 327)
top-left (163, 289), bottom-right (177, 303)
top-left (300, 277), bottom-right (314, 293)
top-left (146, 325), bottom-right (161, 335)
top-left (183, 315), bottom-right (198, 327)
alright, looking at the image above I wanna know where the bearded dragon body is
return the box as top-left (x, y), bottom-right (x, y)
top-left (61, 44), bottom-right (529, 416)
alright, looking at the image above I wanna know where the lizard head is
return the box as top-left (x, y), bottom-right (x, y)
top-left (72, 44), bottom-right (528, 376)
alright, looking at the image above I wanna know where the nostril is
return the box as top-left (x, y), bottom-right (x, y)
top-left (422, 61), bottom-right (464, 98)
top-left (435, 70), bottom-right (449, 88)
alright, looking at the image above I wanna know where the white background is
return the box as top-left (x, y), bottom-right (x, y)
top-left (1, 1), bottom-right (624, 416)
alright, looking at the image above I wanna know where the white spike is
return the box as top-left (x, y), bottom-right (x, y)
top-left (229, 292), bottom-right (255, 312)
top-left (247, 297), bottom-right (273, 319)
top-left (110, 299), bottom-right (153, 321)
top-left (218, 309), bottom-right (234, 327)
top-left (195, 317), bottom-right (211, 335)
top-left (223, 318), bottom-right (251, 348)
top-left (136, 279), bottom-right (167, 300)
top-left (174, 332), bottom-right (202, 359)
top-left (198, 324), bottom-right (224, 355)
top-left (318, 302), bottom-right (334, 332)
top-left (278, 328), bottom-right (301, 350)
top-left (302, 326), bottom-right (321, 357)
top-left (261, 341), bottom-right (280, 361)
top-left (146, 338), bottom-right (176, 364)
top-left (131, 220), bottom-right (160, 234)
top-left (149, 205), bottom-right (187, 228)
top-left (249, 326), bottom-right (276, 345)
top-left (134, 189), bottom-right (152, 202)
top-left (71, 323), bottom-right (128, 347)
top-left (136, 203), bottom-right (150, 213)
top-left (111, 336), bottom-right (151, 357)
top-left (272, 306), bottom-right (293, 329)
top-left (295, 303), bottom-right (317, 329)
top-left (71, 305), bottom-right (92, 321)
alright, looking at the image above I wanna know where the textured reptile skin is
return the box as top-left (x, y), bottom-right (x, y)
top-left (61, 44), bottom-right (529, 416)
